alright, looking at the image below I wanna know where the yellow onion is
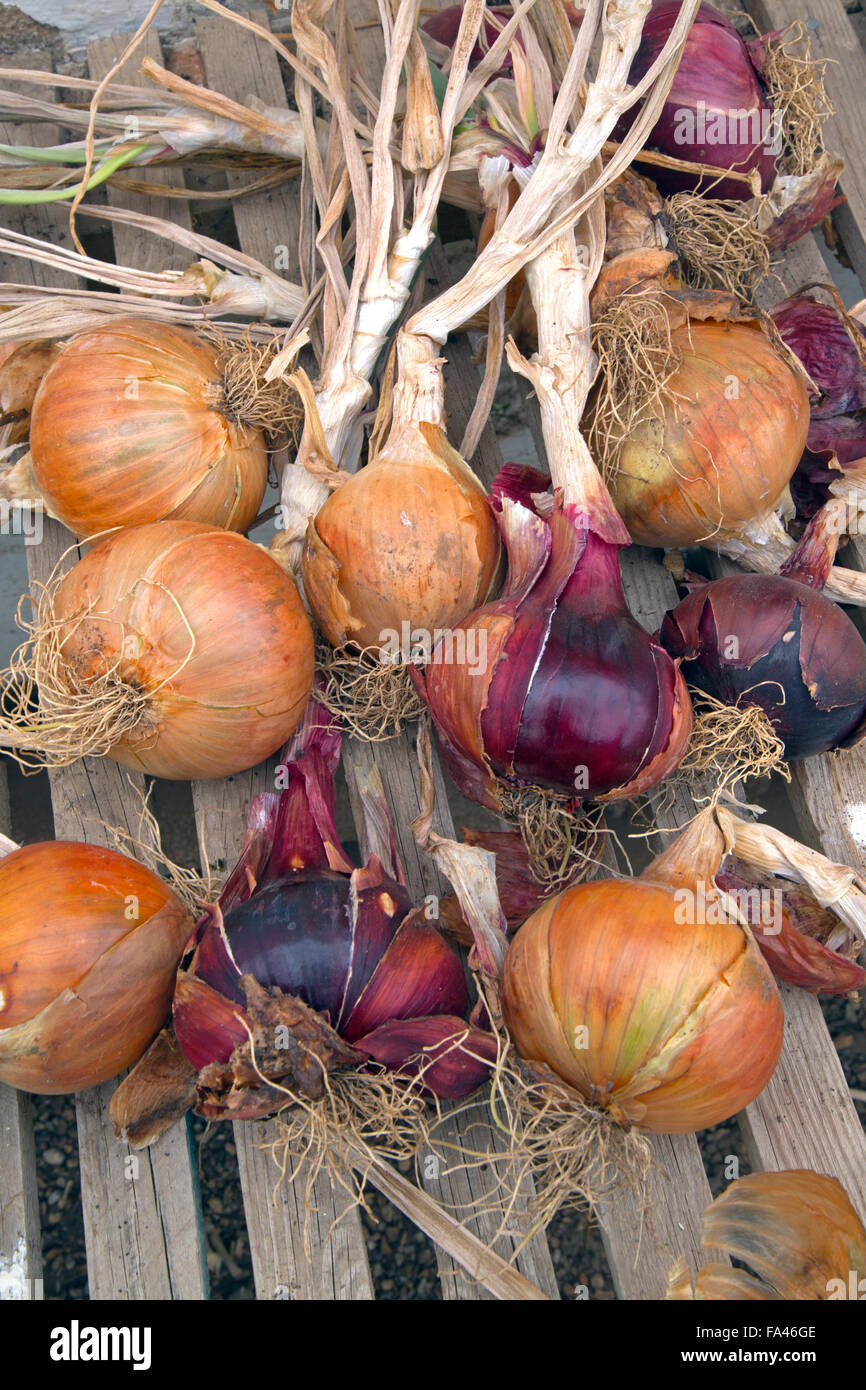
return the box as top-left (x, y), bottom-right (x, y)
top-left (501, 810), bottom-right (783, 1133)
top-left (669, 1169), bottom-right (866, 1299)
top-left (28, 319), bottom-right (268, 536)
top-left (0, 840), bottom-right (192, 1093)
top-left (302, 338), bottom-right (501, 651)
top-left (607, 317), bottom-right (810, 548)
top-left (3, 521), bottom-right (314, 780)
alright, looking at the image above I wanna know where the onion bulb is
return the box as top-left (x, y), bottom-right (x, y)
top-left (1, 521), bottom-right (314, 779)
top-left (0, 840), bottom-right (192, 1093)
top-left (28, 319), bottom-right (269, 536)
top-left (302, 336), bottom-right (501, 652)
top-left (606, 317), bottom-right (810, 549)
top-left (501, 809), bottom-right (783, 1133)
top-left (112, 704), bottom-right (495, 1138)
top-left (418, 465), bottom-right (692, 808)
top-left (660, 505), bottom-right (866, 758)
top-left (669, 1169), bottom-right (866, 1299)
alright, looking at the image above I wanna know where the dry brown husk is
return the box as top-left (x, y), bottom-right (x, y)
top-left (312, 639), bottom-right (426, 743)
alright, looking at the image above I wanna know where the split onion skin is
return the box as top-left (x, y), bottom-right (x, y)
top-left (502, 879), bottom-right (783, 1133)
top-left (608, 322), bottom-right (810, 548)
top-left (53, 521), bottom-right (315, 779)
top-left (0, 842), bottom-right (192, 1094)
top-left (29, 320), bottom-right (268, 536)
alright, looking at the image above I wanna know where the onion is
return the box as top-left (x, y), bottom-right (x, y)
top-left (622, 2), bottom-right (776, 201)
top-left (659, 505), bottom-right (866, 759)
top-left (500, 811), bottom-right (783, 1133)
top-left (605, 316), bottom-right (810, 549)
top-left (0, 339), bottom-right (59, 445)
top-left (113, 704), bottom-right (495, 1138)
top-left (28, 319), bottom-right (269, 536)
top-left (418, 463), bottom-right (692, 808)
top-left (302, 335), bottom-right (502, 652)
top-left (669, 1170), bottom-right (866, 1299)
top-left (771, 290), bottom-right (866, 519)
top-left (0, 839), bottom-right (192, 1093)
top-left (1, 521), bottom-right (314, 779)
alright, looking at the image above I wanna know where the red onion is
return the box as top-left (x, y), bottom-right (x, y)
top-left (659, 506), bottom-right (866, 759)
top-left (772, 292), bottom-right (866, 517)
top-left (621, 2), bottom-right (776, 200)
top-left (417, 465), bottom-right (692, 808)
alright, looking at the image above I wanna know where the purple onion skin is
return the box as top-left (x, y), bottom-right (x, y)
top-left (772, 297), bottom-right (866, 418)
top-left (172, 699), bottom-right (491, 1101)
top-left (660, 573), bottom-right (866, 758)
top-left (620, 2), bottom-right (776, 200)
top-left (420, 466), bottom-right (691, 806)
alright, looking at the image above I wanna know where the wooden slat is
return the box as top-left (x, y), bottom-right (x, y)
top-left (0, 763), bottom-right (44, 1301)
top-left (86, 32), bottom-right (193, 271)
top-left (192, 11), bottom-right (374, 1302)
top-left (744, 0), bottom-right (866, 289)
top-left (0, 50), bottom-right (208, 1303)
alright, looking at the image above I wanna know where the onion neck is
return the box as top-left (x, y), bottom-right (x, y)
top-left (515, 230), bottom-right (630, 546)
top-left (713, 502), bottom-right (866, 607)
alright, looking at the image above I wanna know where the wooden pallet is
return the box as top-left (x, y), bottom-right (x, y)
top-left (1, 0), bottom-right (865, 1301)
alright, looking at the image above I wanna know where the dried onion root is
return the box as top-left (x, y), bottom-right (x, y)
top-left (669, 691), bottom-right (790, 804)
top-left (664, 192), bottom-right (771, 300)
top-left (497, 785), bottom-right (608, 893)
top-left (760, 21), bottom-right (833, 179)
top-left (587, 284), bottom-right (682, 485)
top-left (312, 639), bottom-right (426, 743)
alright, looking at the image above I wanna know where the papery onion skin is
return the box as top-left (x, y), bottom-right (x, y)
top-left (674, 1170), bottom-right (866, 1299)
top-left (501, 878), bottom-right (783, 1133)
top-left (302, 427), bottom-right (502, 651)
top-left (53, 521), bottom-right (315, 779)
top-left (29, 320), bottom-right (268, 536)
top-left (0, 842), bottom-right (192, 1093)
top-left (621, 2), bottom-right (776, 201)
top-left (608, 321), bottom-right (810, 548)
top-left (659, 572), bottom-right (866, 758)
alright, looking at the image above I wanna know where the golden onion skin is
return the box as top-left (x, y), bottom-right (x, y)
top-left (29, 319), bottom-right (268, 536)
top-left (608, 321), bottom-right (810, 547)
top-left (53, 521), bottom-right (315, 779)
top-left (0, 842), bottom-right (192, 1093)
top-left (302, 430), bottom-right (502, 650)
top-left (502, 878), bottom-right (783, 1133)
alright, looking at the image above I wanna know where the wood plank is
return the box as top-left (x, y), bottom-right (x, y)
top-left (196, 11), bottom-right (301, 273)
top-left (191, 10), bottom-right (374, 1302)
top-left (86, 32), bottom-right (193, 272)
top-left (0, 763), bottom-right (44, 1301)
top-left (0, 50), bottom-right (208, 1302)
top-left (743, 0), bottom-right (866, 287)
